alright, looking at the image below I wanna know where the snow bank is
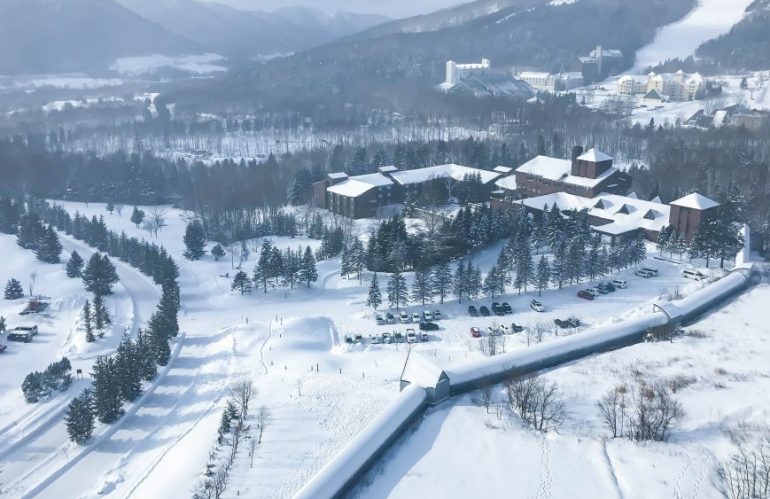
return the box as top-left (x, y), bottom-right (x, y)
top-left (293, 385), bottom-right (427, 499)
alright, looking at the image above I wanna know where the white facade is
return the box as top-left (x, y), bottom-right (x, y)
top-left (444, 58), bottom-right (491, 87)
top-left (617, 70), bottom-right (706, 101)
top-left (519, 71), bottom-right (584, 92)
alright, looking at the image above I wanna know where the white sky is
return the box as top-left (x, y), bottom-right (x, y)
top-left (213, 0), bottom-right (470, 18)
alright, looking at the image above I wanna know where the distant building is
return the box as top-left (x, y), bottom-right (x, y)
top-left (444, 58), bottom-right (491, 87)
top-left (579, 45), bottom-right (624, 83)
top-left (668, 193), bottom-right (719, 240)
top-left (441, 59), bottom-right (533, 99)
top-left (617, 70), bottom-right (706, 101)
top-left (518, 71), bottom-right (584, 92)
top-left (495, 146), bottom-right (632, 199)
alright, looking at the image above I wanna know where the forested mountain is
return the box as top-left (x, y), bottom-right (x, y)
top-left (169, 0), bottom-right (695, 113)
top-left (118, 0), bottom-right (389, 60)
top-left (0, 0), bottom-right (199, 74)
top-left (696, 0), bottom-right (770, 70)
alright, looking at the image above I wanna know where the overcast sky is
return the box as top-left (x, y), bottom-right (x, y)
top-left (215, 0), bottom-right (469, 18)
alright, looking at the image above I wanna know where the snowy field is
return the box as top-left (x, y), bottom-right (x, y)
top-left (0, 200), bottom-right (743, 498)
top-left (108, 54), bottom-right (227, 76)
top-left (632, 0), bottom-right (755, 71)
top-left (353, 280), bottom-right (770, 499)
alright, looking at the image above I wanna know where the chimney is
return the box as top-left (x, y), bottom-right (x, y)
top-left (571, 145), bottom-right (583, 176)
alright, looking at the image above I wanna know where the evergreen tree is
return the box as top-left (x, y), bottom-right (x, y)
top-left (483, 265), bottom-right (505, 298)
top-left (253, 240), bottom-right (272, 293)
top-left (115, 334), bottom-right (142, 402)
top-left (130, 207), bottom-right (145, 228)
top-left (349, 238), bottom-right (366, 282)
top-left (211, 243), bottom-right (225, 261)
top-left (231, 271), bottom-right (252, 295)
top-left (82, 253), bottom-right (120, 296)
top-left (551, 241), bottom-right (568, 289)
top-left (340, 242), bottom-right (352, 278)
top-left (36, 225), bottom-right (62, 263)
top-left (467, 263), bottom-right (482, 300)
top-left (387, 271), bottom-right (408, 310)
top-left (182, 220), bottom-right (206, 261)
top-left (410, 269), bottom-right (432, 305)
top-left (299, 246), bottom-right (318, 288)
top-left (4, 278), bottom-right (24, 300)
top-left (93, 294), bottom-right (111, 335)
top-left (82, 300), bottom-right (95, 342)
top-left (91, 356), bottom-right (123, 424)
top-left (453, 261), bottom-right (467, 303)
top-left (514, 243), bottom-right (534, 294)
top-left (586, 236), bottom-right (602, 280)
top-left (66, 251), bottom-right (84, 278)
top-left (135, 328), bottom-right (158, 381)
top-left (631, 235), bottom-right (647, 265)
top-left (65, 389), bottom-right (95, 445)
top-left (536, 255), bottom-right (550, 296)
top-left (366, 273), bottom-right (382, 310)
top-left (432, 263), bottom-right (452, 304)
top-left (657, 225), bottom-right (674, 256)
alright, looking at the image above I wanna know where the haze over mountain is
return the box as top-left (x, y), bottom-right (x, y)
top-left (212, 0), bottom-right (469, 18)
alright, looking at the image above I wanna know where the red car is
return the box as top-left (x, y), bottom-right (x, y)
top-left (470, 327), bottom-right (481, 338)
top-left (577, 290), bottom-right (594, 301)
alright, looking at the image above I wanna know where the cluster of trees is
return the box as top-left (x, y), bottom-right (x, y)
top-left (598, 381), bottom-right (684, 442)
top-left (231, 241), bottom-right (318, 295)
top-left (717, 435), bottom-right (770, 499)
top-left (0, 198), bottom-right (62, 264)
top-left (506, 377), bottom-right (566, 432)
top-left (21, 357), bottom-right (72, 403)
top-left (65, 283), bottom-right (180, 444)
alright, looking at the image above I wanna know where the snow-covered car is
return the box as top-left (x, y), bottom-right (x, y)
top-left (479, 306), bottom-right (491, 317)
top-left (470, 327), bottom-right (481, 338)
top-left (501, 302), bottom-right (512, 314)
top-left (587, 287), bottom-right (601, 297)
top-left (683, 269), bottom-right (706, 280)
top-left (641, 267), bottom-right (659, 276)
top-left (406, 329), bottom-right (417, 343)
top-left (511, 323), bottom-right (524, 333)
top-left (611, 279), bottom-right (628, 289)
top-left (530, 299), bottom-right (545, 312)
top-left (420, 331), bottom-right (429, 342)
top-left (13, 325), bottom-right (38, 336)
top-left (412, 312), bottom-right (421, 323)
top-left (370, 334), bottom-right (381, 344)
top-left (422, 310), bottom-right (433, 321)
top-left (375, 313), bottom-right (386, 325)
top-left (635, 269), bottom-right (654, 278)
top-left (381, 332), bottom-right (393, 344)
top-left (468, 306), bottom-right (479, 317)
top-left (386, 312), bottom-right (396, 324)
top-left (354, 334), bottom-right (363, 343)
top-left (499, 324), bottom-right (510, 335)
top-left (486, 326), bottom-right (497, 336)
top-left (491, 302), bottom-right (503, 315)
top-left (433, 310), bottom-right (442, 320)
top-left (400, 311), bottom-right (410, 324)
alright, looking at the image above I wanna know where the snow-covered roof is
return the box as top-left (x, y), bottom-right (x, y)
top-left (577, 148), bottom-right (613, 163)
top-left (328, 172), bottom-right (348, 180)
top-left (378, 165), bottom-right (398, 173)
top-left (493, 165), bottom-right (513, 174)
top-left (389, 164), bottom-right (500, 186)
top-left (514, 155), bottom-right (618, 189)
top-left (401, 352), bottom-right (447, 388)
top-left (521, 192), bottom-right (671, 235)
top-left (670, 193), bottom-right (719, 210)
top-left (327, 173), bottom-right (393, 198)
top-left (495, 174), bottom-right (518, 191)
top-left (644, 89), bottom-right (664, 100)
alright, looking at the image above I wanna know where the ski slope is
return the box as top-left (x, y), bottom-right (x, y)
top-left (632, 0), bottom-right (754, 71)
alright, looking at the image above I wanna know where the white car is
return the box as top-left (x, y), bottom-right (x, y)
top-left (683, 269), bottom-right (706, 280)
top-left (530, 300), bottom-right (545, 312)
top-left (370, 334), bottom-right (381, 344)
top-left (400, 311), bottom-right (410, 324)
top-left (412, 312), bottom-right (421, 323)
top-left (499, 324), bottom-right (510, 335)
top-left (587, 287), bottom-right (601, 297)
top-left (635, 269), bottom-right (654, 278)
top-left (641, 267), bottom-right (659, 276)
top-left (422, 310), bottom-right (433, 321)
top-left (406, 330), bottom-right (418, 343)
top-left (487, 326), bottom-right (500, 336)
top-left (381, 332), bottom-right (393, 344)
top-left (611, 279), bottom-right (628, 289)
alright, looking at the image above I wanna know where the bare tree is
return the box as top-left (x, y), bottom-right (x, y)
top-left (598, 385), bottom-right (629, 438)
top-left (296, 378), bottom-right (304, 398)
top-left (256, 406), bottom-right (271, 444)
top-left (115, 204), bottom-right (124, 217)
top-left (717, 437), bottom-right (770, 499)
top-left (249, 437), bottom-right (258, 468)
top-left (231, 379), bottom-right (254, 420)
top-left (213, 467), bottom-right (228, 499)
top-left (506, 377), bottom-right (566, 432)
top-left (627, 383), bottom-right (684, 442)
top-left (478, 385), bottom-right (494, 413)
top-left (143, 208), bottom-right (167, 238)
top-left (29, 271), bottom-right (37, 297)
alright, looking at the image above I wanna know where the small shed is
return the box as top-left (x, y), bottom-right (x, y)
top-left (399, 351), bottom-right (450, 404)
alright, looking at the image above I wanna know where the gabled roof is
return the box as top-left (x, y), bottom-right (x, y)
top-left (577, 148), bottom-right (613, 163)
top-left (670, 193), bottom-right (719, 210)
top-left (514, 155), bottom-right (619, 189)
top-left (390, 164), bottom-right (500, 186)
top-left (328, 172), bottom-right (348, 180)
top-left (644, 89), bottom-right (664, 100)
top-left (327, 173), bottom-right (393, 198)
top-left (401, 351), bottom-right (447, 389)
top-left (494, 166), bottom-right (513, 174)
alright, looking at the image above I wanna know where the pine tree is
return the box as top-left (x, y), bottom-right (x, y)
top-left (432, 263), bottom-right (452, 304)
top-left (36, 225), bottom-right (62, 263)
top-left (483, 265), bottom-right (504, 298)
top-left (182, 220), bottom-right (206, 261)
top-left (115, 334), bottom-right (142, 402)
top-left (657, 225), bottom-right (674, 256)
top-left (82, 253), bottom-right (120, 296)
top-left (65, 389), bottom-right (95, 445)
top-left (299, 246), bottom-right (318, 288)
top-left (536, 255), bottom-right (550, 296)
top-left (92, 356), bottom-right (123, 424)
top-left (514, 244), bottom-right (534, 294)
top-left (135, 328), bottom-right (158, 381)
top-left (4, 278), bottom-right (24, 300)
top-left (551, 241), bottom-right (567, 289)
top-left (66, 251), bottom-right (84, 278)
top-left (387, 271), bottom-right (408, 310)
top-left (211, 243), bottom-right (225, 261)
top-left (231, 271), bottom-right (253, 295)
top-left (83, 300), bottom-right (95, 342)
top-left (467, 263), bottom-right (482, 300)
top-left (410, 269), bottom-right (432, 305)
top-left (349, 238), bottom-right (366, 282)
top-left (632, 235), bottom-right (647, 265)
top-left (586, 236), bottom-right (602, 280)
top-left (253, 240), bottom-right (272, 293)
top-left (453, 261), bottom-right (467, 303)
top-left (130, 206), bottom-right (145, 228)
top-left (93, 294), bottom-right (111, 335)
top-left (340, 242), bottom-right (352, 278)
top-left (366, 273), bottom-right (382, 310)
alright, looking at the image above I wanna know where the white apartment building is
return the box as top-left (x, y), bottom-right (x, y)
top-left (519, 71), bottom-right (584, 92)
top-left (617, 70), bottom-right (706, 101)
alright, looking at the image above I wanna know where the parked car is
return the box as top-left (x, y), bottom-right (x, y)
top-left (7, 331), bottom-right (32, 343)
top-left (487, 326), bottom-right (499, 336)
top-left (370, 334), bottom-right (381, 344)
top-left (470, 327), bottom-right (481, 338)
top-left (683, 269), bottom-right (706, 280)
top-left (406, 329), bottom-right (418, 343)
top-left (382, 332), bottom-right (393, 344)
top-left (641, 267), bottom-right (659, 276)
top-left (499, 324), bottom-right (510, 335)
top-left (354, 334), bottom-right (363, 343)
top-left (344, 335), bottom-right (354, 344)
top-left (635, 269), bottom-right (654, 278)
top-left (501, 302), bottom-right (512, 314)
top-left (375, 313), bottom-right (386, 325)
top-left (419, 321), bottom-right (439, 331)
top-left (0, 344), bottom-right (6, 353)
top-left (511, 323), bottom-right (524, 333)
top-left (468, 305), bottom-right (479, 317)
top-left (399, 311), bottom-right (410, 324)
top-left (422, 310), bottom-right (433, 321)
top-left (611, 279), bottom-right (628, 289)
top-left (420, 331), bottom-right (429, 342)
top-left (554, 319), bottom-right (568, 329)
top-left (491, 302), bottom-right (504, 315)
top-left (598, 282), bottom-right (616, 293)
top-left (433, 310), bottom-right (442, 320)
top-left (394, 332), bottom-right (404, 343)
top-left (386, 312), bottom-right (396, 324)
top-left (577, 290), bottom-right (594, 300)
top-left (586, 287), bottom-right (601, 297)
top-left (412, 312), bottom-right (421, 323)
top-left (479, 306), bottom-right (491, 317)
top-left (12, 325), bottom-right (38, 336)
top-left (566, 317), bottom-right (581, 328)
top-left (530, 299), bottom-right (545, 312)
